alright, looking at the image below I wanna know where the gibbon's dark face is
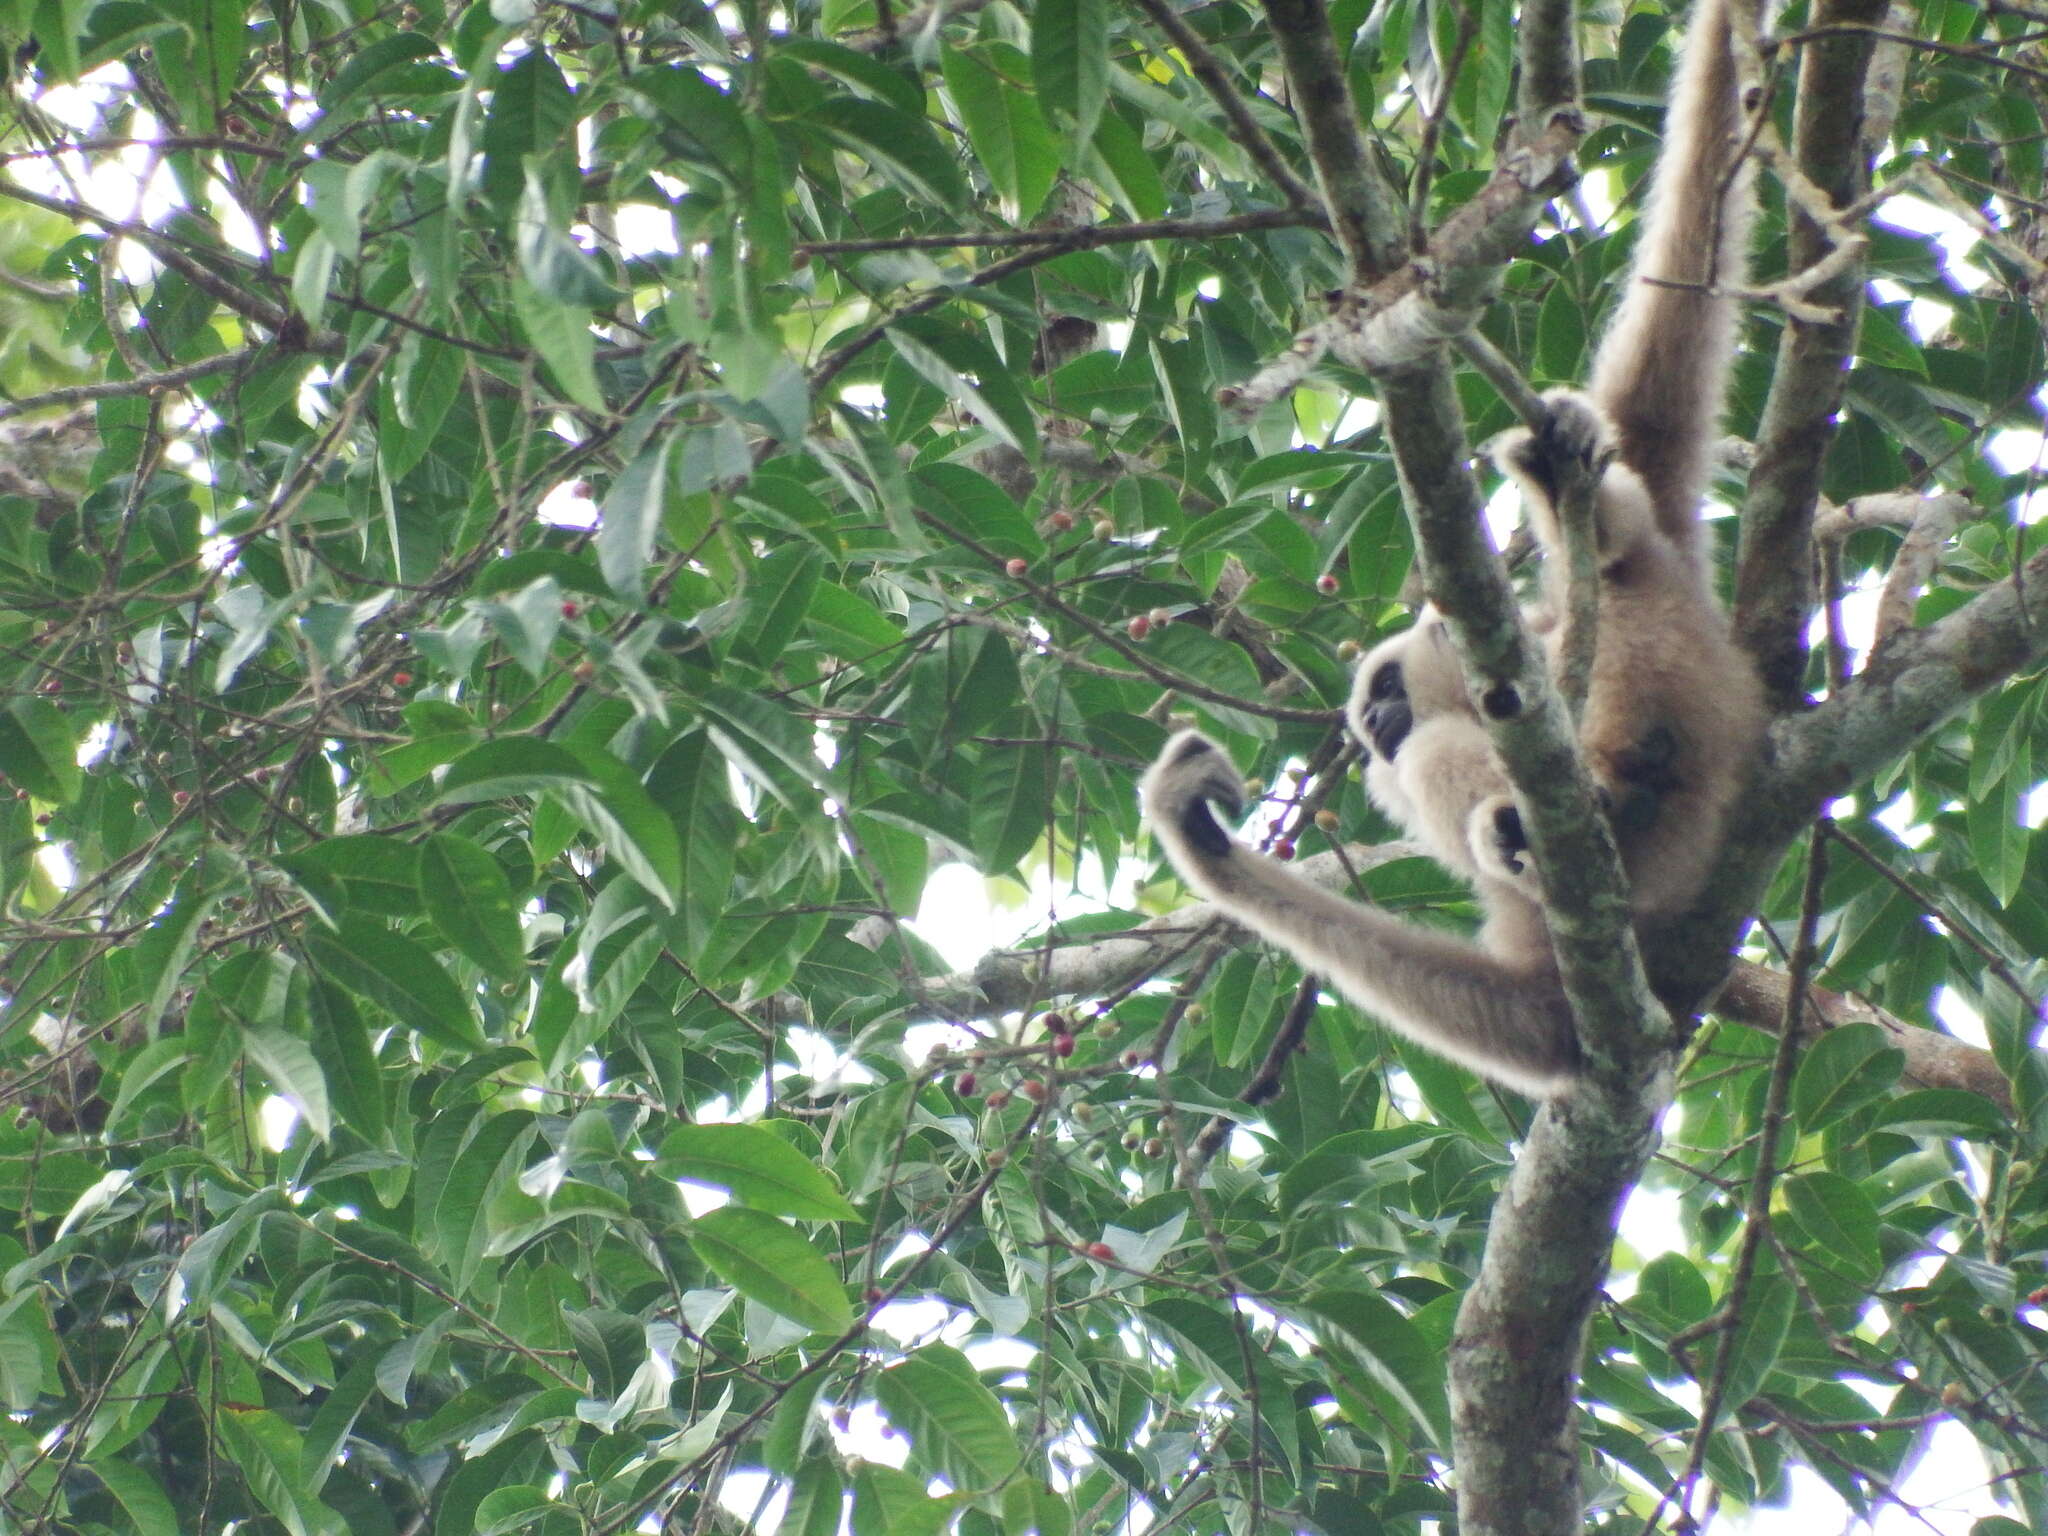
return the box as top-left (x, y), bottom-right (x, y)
top-left (1358, 659), bottom-right (1412, 762)
top-left (1347, 611), bottom-right (1479, 768)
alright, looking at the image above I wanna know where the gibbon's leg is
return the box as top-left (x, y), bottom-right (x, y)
top-left (1587, 0), bottom-right (1756, 546)
top-left (1141, 731), bottom-right (1580, 1098)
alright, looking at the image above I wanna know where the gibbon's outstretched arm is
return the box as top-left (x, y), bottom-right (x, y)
top-left (1142, 732), bottom-right (1581, 1098)
top-left (1586, 0), bottom-right (1755, 551)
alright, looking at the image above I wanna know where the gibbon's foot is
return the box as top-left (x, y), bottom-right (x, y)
top-left (1533, 389), bottom-right (1614, 479)
top-left (1470, 795), bottom-right (1535, 884)
top-left (1496, 389), bottom-right (1617, 506)
top-left (1142, 731), bottom-right (1245, 860)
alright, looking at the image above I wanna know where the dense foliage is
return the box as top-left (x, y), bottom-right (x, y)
top-left (0, 0), bottom-right (2044, 1532)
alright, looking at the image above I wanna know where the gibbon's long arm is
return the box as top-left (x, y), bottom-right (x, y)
top-left (1586, 0), bottom-right (1754, 549)
top-left (1142, 733), bottom-right (1581, 1098)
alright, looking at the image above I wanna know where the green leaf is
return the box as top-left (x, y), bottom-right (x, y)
top-left (436, 737), bottom-right (597, 804)
top-left (941, 43), bottom-right (1058, 221)
top-left (1704, 1275), bottom-right (1794, 1426)
top-left (433, 1111), bottom-right (538, 1293)
top-left (1790, 1022), bottom-right (1904, 1131)
top-left (1083, 109), bottom-right (1167, 222)
top-left (512, 279), bottom-right (602, 412)
top-left (1873, 1088), bottom-right (2011, 1141)
top-left (1781, 1172), bottom-right (1880, 1285)
top-left (1031, 0), bottom-right (1108, 155)
top-left (885, 320), bottom-right (1038, 461)
top-left (598, 436), bottom-right (674, 602)
top-left (689, 1207), bottom-right (854, 1335)
top-left (970, 741), bottom-right (1048, 873)
top-left (656, 1124), bottom-right (858, 1220)
top-left (737, 544), bottom-right (824, 667)
top-left (873, 1344), bottom-right (1022, 1493)
top-left (1297, 1288), bottom-right (1452, 1447)
top-left (420, 833), bottom-right (525, 979)
top-left (242, 1027), bottom-right (333, 1143)
top-left (89, 1457), bottom-right (182, 1536)
top-left (806, 97), bottom-right (967, 209)
top-left (553, 744), bottom-right (683, 911)
top-left (214, 1406), bottom-right (342, 1536)
top-left (631, 65), bottom-right (753, 184)
top-left (805, 581), bottom-right (904, 663)
top-left (304, 916), bottom-right (484, 1051)
top-left (695, 682), bottom-right (836, 812)
top-left (0, 697), bottom-right (81, 804)
top-left (276, 834), bottom-right (423, 916)
top-left (308, 981), bottom-right (386, 1143)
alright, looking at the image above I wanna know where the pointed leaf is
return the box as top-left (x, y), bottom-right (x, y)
top-left (873, 1344), bottom-right (1022, 1492)
top-left (435, 737), bottom-right (597, 804)
top-left (599, 437), bottom-right (674, 602)
top-left (242, 1027), bottom-right (333, 1143)
top-left (689, 1207), bottom-right (853, 1335)
top-left (420, 832), bottom-right (525, 979)
top-left (0, 697), bottom-right (81, 804)
top-left (304, 916), bottom-right (483, 1050)
top-left (656, 1124), bottom-right (858, 1220)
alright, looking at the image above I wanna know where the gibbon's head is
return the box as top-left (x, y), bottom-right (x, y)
top-left (1345, 608), bottom-right (1475, 765)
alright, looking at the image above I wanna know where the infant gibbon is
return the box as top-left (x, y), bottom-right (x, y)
top-left (1144, 0), bottom-right (1766, 1097)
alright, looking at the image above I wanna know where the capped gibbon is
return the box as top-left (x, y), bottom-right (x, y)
top-left (1143, 0), bottom-right (1766, 1096)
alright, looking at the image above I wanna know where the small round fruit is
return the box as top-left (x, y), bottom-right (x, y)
top-left (573, 661), bottom-right (597, 683)
top-left (1052, 1034), bottom-right (1075, 1058)
top-left (561, 600), bottom-right (581, 619)
top-left (391, 670), bottom-right (412, 687)
top-left (1317, 573), bottom-right (1340, 595)
top-left (1274, 840), bottom-right (1297, 861)
top-left (955, 1071), bottom-right (979, 1097)
top-left (1337, 638), bottom-right (1362, 660)
top-left (1005, 557), bottom-right (1029, 577)
top-left (1143, 1137), bottom-right (1166, 1158)
top-left (1049, 510), bottom-right (1074, 532)
top-left (1018, 1078), bottom-right (1048, 1103)
top-left (1120, 1049), bottom-right (1143, 1069)
top-left (1315, 809), bottom-right (1340, 833)
top-left (1085, 1241), bottom-right (1116, 1262)
top-left (1127, 614), bottom-right (1152, 641)
top-left (985, 1089), bottom-right (1012, 1110)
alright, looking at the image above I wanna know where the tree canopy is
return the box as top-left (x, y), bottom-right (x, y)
top-left (0, 0), bottom-right (2045, 1533)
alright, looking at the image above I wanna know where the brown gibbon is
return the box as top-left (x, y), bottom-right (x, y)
top-left (1142, 0), bottom-right (1767, 1097)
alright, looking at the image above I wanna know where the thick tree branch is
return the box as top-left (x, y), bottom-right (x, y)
top-left (1373, 358), bottom-right (1668, 1536)
top-left (1732, 0), bottom-right (1893, 704)
top-left (1717, 961), bottom-right (2011, 1109)
top-left (1259, 0), bottom-right (1408, 281)
top-left (1771, 538), bottom-right (2048, 828)
top-left (1227, 114), bottom-right (1583, 413)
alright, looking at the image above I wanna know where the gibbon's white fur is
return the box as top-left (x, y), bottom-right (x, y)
top-left (1143, 0), bottom-right (1766, 1097)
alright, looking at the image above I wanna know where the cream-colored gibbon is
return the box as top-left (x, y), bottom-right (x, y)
top-left (1143, 0), bottom-right (1766, 1097)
